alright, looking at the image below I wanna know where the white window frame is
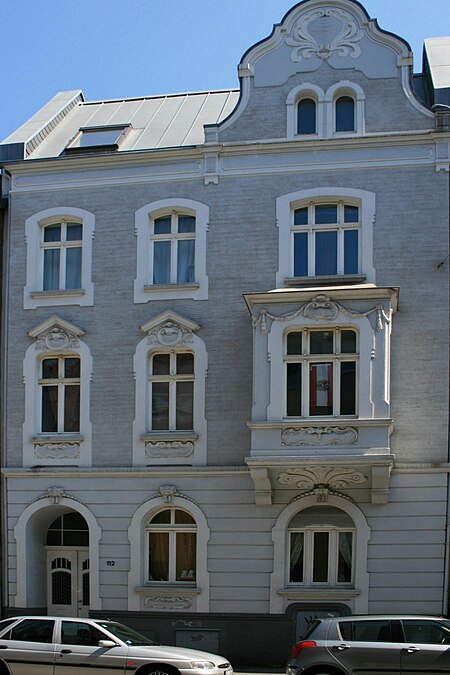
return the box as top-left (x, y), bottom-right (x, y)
top-left (148, 351), bottom-right (194, 432)
top-left (325, 81), bottom-right (365, 138)
top-left (285, 327), bottom-right (358, 418)
top-left (270, 495), bottom-right (370, 613)
top-left (290, 201), bottom-right (362, 278)
top-left (39, 354), bottom-right (81, 433)
top-left (23, 316), bottom-right (92, 467)
top-left (145, 507), bottom-right (197, 584)
top-left (128, 495), bottom-right (210, 612)
top-left (287, 84), bottom-right (325, 140)
top-left (134, 199), bottom-right (209, 302)
top-left (288, 527), bottom-right (355, 586)
top-left (24, 207), bottom-right (95, 309)
top-left (133, 311), bottom-right (207, 466)
top-left (276, 188), bottom-right (375, 286)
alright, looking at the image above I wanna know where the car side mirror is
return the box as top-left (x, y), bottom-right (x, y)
top-left (98, 639), bottom-right (117, 648)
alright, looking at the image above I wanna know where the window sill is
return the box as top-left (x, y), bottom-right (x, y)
top-left (278, 587), bottom-right (360, 601)
top-left (144, 283), bottom-right (199, 293)
top-left (141, 432), bottom-right (198, 443)
top-left (284, 275), bottom-right (367, 287)
top-left (31, 289), bottom-right (85, 298)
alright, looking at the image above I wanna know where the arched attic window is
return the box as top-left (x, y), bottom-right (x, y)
top-left (297, 98), bottom-right (317, 135)
top-left (336, 96), bottom-right (355, 132)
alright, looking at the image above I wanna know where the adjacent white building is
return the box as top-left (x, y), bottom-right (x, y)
top-left (0, 0), bottom-right (449, 666)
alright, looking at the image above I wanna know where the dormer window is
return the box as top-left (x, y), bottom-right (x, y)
top-left (65, 125), bottom-right (131, 153)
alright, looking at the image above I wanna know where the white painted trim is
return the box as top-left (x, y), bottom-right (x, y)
top-left (13, 497), bottom-right (101, 610)
top-left (128, 495), bottom-right (210, 612)
top-left (24, 207), bottom-right (95, 309)
top-left (23, 319), bottom-right (93, 467)
top-left (134, 198), bottom-right (209, 303)
top-left (276, 187), bottom-right (376, 287)
top-left (270, 494), bottom-right (370, 613)
top-left (132, 313), bottom-right (207, 466)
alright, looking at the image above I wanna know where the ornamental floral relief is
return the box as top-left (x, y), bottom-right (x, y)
top-left (145, 441), bottom-right (194, 458)
top-left (146, 321), bottom-right (194, 348)
top-left (143, 596), bottom-right (192, 610)
top-left (34, 442), bottom-right (80, 459)
top-left (286, 8), bottom-right (364, 63)
top-left (35, 327), bottom-right (79, 351)
top-left (277, 466), bottom-right (368, 490)
top-left (282, 426), bottom-right (358, 446)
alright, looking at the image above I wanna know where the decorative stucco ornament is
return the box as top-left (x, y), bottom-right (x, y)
top-left (277, 466), bottom-right (368, 490)
top-left (34, 442), bottom-right (80, 459)
top-left (282, 426), bottom-right (358, 446)
top-left (36, 327), bottom-right (79, 352)
top-left (145, 441), bottom-right (194, 458)
top-left (286, 8), bottom-right (365, 63)
top-left (146, 321), bottom-right (194, 347)
top-left (144, 596), bottom-right (192, 610)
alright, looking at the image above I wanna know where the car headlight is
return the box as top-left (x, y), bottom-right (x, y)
top-left (190, 661), bottom-right (216, 669)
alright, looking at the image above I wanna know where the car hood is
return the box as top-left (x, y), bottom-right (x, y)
top-left (127, 643), bottom-right (230, 665)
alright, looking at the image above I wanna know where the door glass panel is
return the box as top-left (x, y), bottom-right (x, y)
top-left (52, 571), bottom-right (72, 605)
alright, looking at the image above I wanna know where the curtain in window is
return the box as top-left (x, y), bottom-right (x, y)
top-left (176, 532), bottom-right (196, 581)
top-left (289, 532), bottom-right (304, 582)
top-left (65, 247), bottom-right (82, 289)
top-left (153, 241), bottom-right (171, 284)
top-left (338, 531), bottom-right (353, 582)
top-left (42, 387), bottom-right (58, 432)
top-left (43, 249), bottom-right (60, 290)
top-left (148, 532), bottom-right (169, 581)
top-left (177, 240), bottom-right (195, 283)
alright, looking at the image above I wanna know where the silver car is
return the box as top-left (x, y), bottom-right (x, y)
top-left (286, 614), bottom-right (450, 674)
top-left (0, 615), bottom-right (233, 675)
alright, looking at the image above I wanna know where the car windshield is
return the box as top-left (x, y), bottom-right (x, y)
top-left (95, 621), bottom-right (159, 646)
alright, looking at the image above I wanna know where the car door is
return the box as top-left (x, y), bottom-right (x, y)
top-left (53, 619), bottom-right (128, 675)
top-left (328, 619), bottom-right (401, 675)
top-left (400, 619), bottom-right (450, 674)
top-left (0, 618), bottom-right (56, 675)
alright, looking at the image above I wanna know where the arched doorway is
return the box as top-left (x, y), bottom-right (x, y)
top-left (46, 512), bottom-right (89, 616)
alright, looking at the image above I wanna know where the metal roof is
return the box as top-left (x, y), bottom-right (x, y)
top-left (0, 89), bottom-right (240, 160)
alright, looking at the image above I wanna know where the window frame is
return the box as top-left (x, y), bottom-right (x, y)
top-left (285, 327), bottom-right (358, 418)
top-left (290, 201), bottom-right (361, 278)
top-left (150, 212), bottom-right (196, 286)
top-left (39, 354), bottom-right (81, 433)
top-left (288, 526), bottom-right (355, 587)
top-left (276, 188), bottom-right (375, 287)
top-left (327, 82), bottom-right (365, 138)
top-left (134, 199), bottom-right (209, 302)
top-left (23, 316), bottom-right (93, 467)
top-left (148, 350), bottom-right (195, 432)
top-left (145, 507), bottom-right (197, 585)
top-left (41, 219), bottom-right (83, 292)
top-left (24, 207), bottom-right (95, 309)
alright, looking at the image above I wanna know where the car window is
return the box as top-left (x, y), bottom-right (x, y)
top-left (7, 619), bottom-right (55, 643)
top-left (61, 621), bottom-right (106, 646)
top-left (402, 620), bottom-right (450, 645)
top-left (339, 620), bottom-right (392, 642)
top-left (0, 619), bottom-right (20, 635)
top-left (95, 621), bottom-right (158, 646)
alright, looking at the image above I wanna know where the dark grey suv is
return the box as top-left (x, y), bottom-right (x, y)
top-left (286, 614), bottom-right (450, 674)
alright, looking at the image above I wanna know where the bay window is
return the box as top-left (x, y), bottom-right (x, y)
top-left (285, 328), bottom-right (357, 417)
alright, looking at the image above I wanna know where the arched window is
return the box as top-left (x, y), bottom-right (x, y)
top-left (146, 508), bottom-right (197, 583)
top-left (134, 199), bottom-right (209, 302)
top-left (335, 96), bottom-right (355, 132)
top-left (285, 328), bottom-right (357, 417)
top-left (288, 506), bottom-right (355, 586)
top-left (149, 351), bottom-right (194, 431)
top-left (42, 220), bottom-right (82, 291)
top-left (297, 98), bottom-right (316, 135)
top-left (46, 513), bottom-right (89, 546)
top-left (24, 207), bottom-right (95, 309)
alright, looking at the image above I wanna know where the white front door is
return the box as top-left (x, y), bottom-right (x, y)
top-left (47, 549), bottom-right (90, 617)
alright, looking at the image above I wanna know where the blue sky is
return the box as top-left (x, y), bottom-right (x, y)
top-left (2, 0), bottom-right (449, 141)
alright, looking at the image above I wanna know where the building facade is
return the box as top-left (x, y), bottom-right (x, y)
top-left (1, 0), bottom-right (450, 666)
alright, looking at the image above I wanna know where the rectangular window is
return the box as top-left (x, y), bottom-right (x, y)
top-left (149, 352), bottom-right (194, 431)
top-left (151, 213), bottom-right (196, 285)
top-left (42, 221), bottom-right (82, 291)
top-left (292, 203), bottom-right (360, 277)
top-left (285, 329), bottom-right (357, 417)
top-left (40, 356), bottom-right (80, 433)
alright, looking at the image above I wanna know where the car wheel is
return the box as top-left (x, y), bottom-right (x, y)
top-left (142, 668), bottom-right (178, 675)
